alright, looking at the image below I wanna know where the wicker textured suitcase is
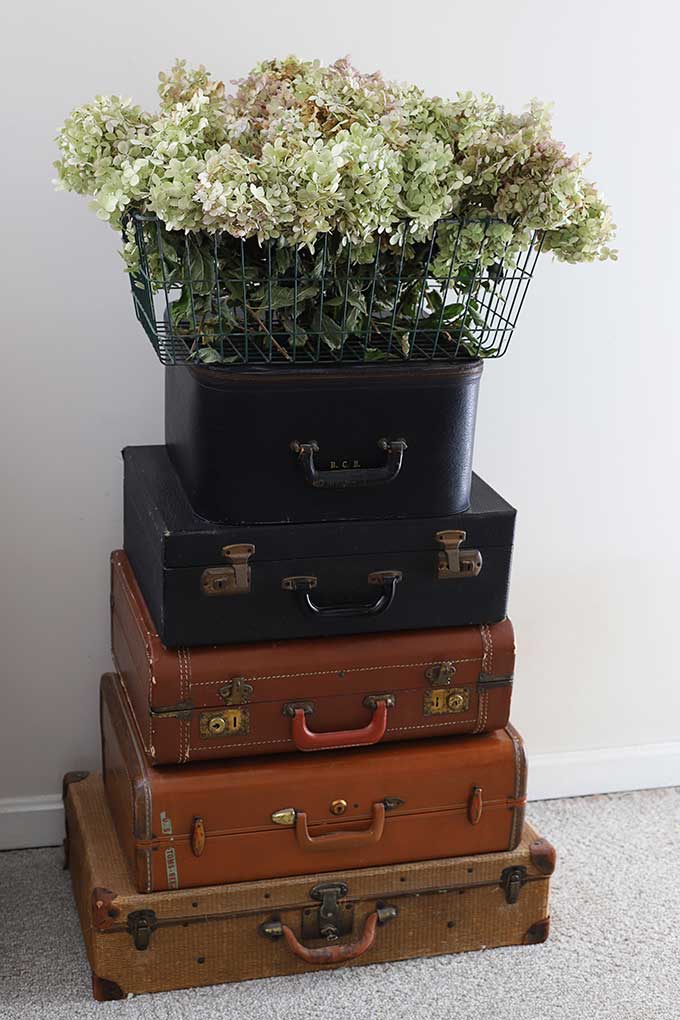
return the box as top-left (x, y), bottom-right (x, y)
top-left (64, 771), bottom-right (554, 1001)
top-left (123, 445), bottom-right (516, 648)
top-left (101, 673), bottom-right (527, 892)
top-left (111, 551), bottom-right (515, 765)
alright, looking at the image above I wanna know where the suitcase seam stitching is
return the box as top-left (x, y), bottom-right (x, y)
top-left (187, 657), bottom-right (484, 686)
top-left (115, 564), bottom-right (157, 754)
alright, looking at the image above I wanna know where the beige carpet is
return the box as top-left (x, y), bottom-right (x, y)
top-left (1, 786), bottom-right (679, 1020)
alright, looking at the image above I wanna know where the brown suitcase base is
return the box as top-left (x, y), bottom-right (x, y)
top-left (65, 772), bottom-right (554, 1000)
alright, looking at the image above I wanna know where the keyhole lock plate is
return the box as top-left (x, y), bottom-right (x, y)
top-left (329, 799), bottom-right (348, 816)
top-left (423, 687), bottom-right (470, 716)
top-left (199, 708), bottom-right (250, 738)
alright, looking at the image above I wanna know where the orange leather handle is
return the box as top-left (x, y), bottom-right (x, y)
top-left (280, 912), bottom-right (379, 964)
top-left (290, 700), bottom-right (389, 751)
top-left (295, 802), bottom-right (386, 852)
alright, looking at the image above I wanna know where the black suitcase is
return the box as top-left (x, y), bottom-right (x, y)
top-left (123, 445), bottom-right (515, 648)
top-left (165, 360), bottom-right (482, 524)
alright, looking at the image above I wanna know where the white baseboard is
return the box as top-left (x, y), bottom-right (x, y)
top-left (1, 742), bottom-right (679, 851)
top-left (527, 741), bottom-right (680, 801)
top-left (0, 794), bottom-right (64, 851)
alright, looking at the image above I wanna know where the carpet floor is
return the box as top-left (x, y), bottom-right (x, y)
top-left (0, 786), bottom-right (678, 1020)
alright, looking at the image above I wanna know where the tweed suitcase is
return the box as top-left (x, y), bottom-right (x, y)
top-left (123, 445), bottom-right (516, 647)
top-left (165, 359), bottom-right (482, 524)
top-left (64, 771), bottom-right (554, 1001)
top-left (100, 673), bottom-right (527, 893)
top-left (111, 550), bottom-right (515, 765)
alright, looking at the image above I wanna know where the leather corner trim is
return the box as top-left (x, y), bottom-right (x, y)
top-left (91, 887), bottom-right (120, 929)
top-left (529, 837), bottom-right (557, 875)
top-left (91, 973), bottom-right (126, 1002)
top-left (524, 917), bottom-right (551, 944)
top-left (61, 771), bottom-right (89, 803)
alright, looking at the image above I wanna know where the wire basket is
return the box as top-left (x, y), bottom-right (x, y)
top-left (125, 212), bottom-right (542, 368)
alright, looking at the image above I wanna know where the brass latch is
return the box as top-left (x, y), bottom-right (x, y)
top-left (201, 544), bottom-right (255, 597)
top-left (199, 708), bottom-right (249, 738)
top-left (218, 677), bottom-right (254, 705)
top-left (500, 865), bottom-right (528, 904)
top-left (424, 661), bottom-right (456, 687)
top-left (127, 909), bottom-right (158, 951)
top-left (436, 531), bottom-right (483, 579)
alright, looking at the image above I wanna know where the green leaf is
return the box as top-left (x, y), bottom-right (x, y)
top-left (364, 347), bottom-right (390, 362)
top-left (254, 284), bottom-right (319, 311)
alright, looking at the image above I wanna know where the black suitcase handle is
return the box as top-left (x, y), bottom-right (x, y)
top-left (290, 438), bottom-right (407, 489)
top-left (282, 571), bottom-right (402, 618)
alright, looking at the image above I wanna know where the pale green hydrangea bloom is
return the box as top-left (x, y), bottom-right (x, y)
top-left (55, 56), bottom-right (617, 267)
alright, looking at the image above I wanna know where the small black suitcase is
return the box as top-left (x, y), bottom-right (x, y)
top-left (165, 360), bottom-right (482, 524)
top-left (123, 445), bottom-right (515, 648)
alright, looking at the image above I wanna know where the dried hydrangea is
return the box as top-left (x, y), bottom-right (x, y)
top-left (55, 57), bottom-right (616, 361)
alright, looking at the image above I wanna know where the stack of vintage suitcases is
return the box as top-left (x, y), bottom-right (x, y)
top-left (63, 361), bottom-right (556, 1001)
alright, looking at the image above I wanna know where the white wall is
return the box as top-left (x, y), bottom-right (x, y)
top-left (1, 0), bottom-right (678, 847)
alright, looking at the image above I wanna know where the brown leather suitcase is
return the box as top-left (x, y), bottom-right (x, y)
top-left (111, 550), bottom-right (515, 764)
top-left (65, 771), bottom-right (553, 1001)
top-left (101, 672), bottom-right (527, 893)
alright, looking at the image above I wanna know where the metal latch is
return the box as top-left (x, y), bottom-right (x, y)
top-left (500, 866), bottom-right (528, 904)
top-left (127, 909), bottom-right (158, 951)
top-left (201, 544), bottom-right (255, 596)
top-left (303, 882), bottom-right (354, 941)
top-left (218, 677), bottom-right (254, 705)
top-left (436, 531), bottom-right (483, 579)
top-left (424, 661), bottom-right (456, 687)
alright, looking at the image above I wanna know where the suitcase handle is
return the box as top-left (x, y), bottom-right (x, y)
top-left (295, 802), bottom-right (386, 852)
top-left (261, 906), bottom-right (398, 964)
top-left (281, 571), bottom-right (402, 619)
top-left (290, 438), bottom-right (407, 489)
top-left (285, 697), bottom-right (392, 751)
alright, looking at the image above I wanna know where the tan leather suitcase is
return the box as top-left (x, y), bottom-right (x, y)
top-left (64, 771), bottom-right (554, 1001)
top-left (111, 551), bottom-right (514, 764)
top-left (101, 672), bottom-right (527, 893)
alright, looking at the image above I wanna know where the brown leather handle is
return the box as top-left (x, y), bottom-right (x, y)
top-left (289, 700), bottom-right (389, 751)
top-left (295, 802), bottom-right (386, 852)
top-left (279, 911), bottom-right (379, 964)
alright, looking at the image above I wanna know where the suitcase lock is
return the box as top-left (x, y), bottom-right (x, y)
top-left (201, 544), bottom-right (255, 596)
top-left (436, 531), bottom-right (483, 579)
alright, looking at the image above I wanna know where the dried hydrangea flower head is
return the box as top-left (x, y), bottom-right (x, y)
top-left (55, 55), bottom-right (616, 264)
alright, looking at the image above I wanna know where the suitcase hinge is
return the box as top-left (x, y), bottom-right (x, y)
top-left (436, 531), bottom-right (483, 579)
top-left (201, 544), bottom-right (255, 597)
top-left (127, 909), bottom-right (158, 951)
top-left (149, 699), bottom-right (194, 720)
top-left (478, 672), bottom-right (514, 689)
top-left (500, 866), bottom-right (528, 904)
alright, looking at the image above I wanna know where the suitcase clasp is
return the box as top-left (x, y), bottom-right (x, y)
top-left (436, 531), bottom-right (483, 579)
top-left (500, 865), bottom-right (528, 904)
top-left (201, 544), bottom-right (255, 596)
top-left (304, 882), bottom-right (353, 941)
top-left (126, 909), bottom-right (158, 951)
